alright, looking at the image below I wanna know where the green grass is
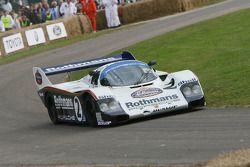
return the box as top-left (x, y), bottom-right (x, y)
top-left (71, 9), bottom-right (250, 107)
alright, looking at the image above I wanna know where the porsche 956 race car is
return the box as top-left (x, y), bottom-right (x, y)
top-left (33, 52), bottom-right (205, 126)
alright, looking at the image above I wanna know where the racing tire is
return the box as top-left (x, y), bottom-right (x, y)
top-left (46, 95), bottom-right (59, 125)
top-left (84, 95), bottom-right (98, 127)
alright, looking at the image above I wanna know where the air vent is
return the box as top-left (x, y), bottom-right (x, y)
top-left (159, 74), bottom-right (168, 81)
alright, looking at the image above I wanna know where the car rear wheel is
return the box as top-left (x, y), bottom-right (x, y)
top-left (47, 95), bottom-right (59, 125)
top-left (84, 95), bottom-right (98, 127)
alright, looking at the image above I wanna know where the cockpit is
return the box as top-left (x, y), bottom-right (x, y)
top-left (98, 61), bottom-right (157, 87)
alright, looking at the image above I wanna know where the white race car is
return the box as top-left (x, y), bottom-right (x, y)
top-left (33, 52), bottom-right (205, 126)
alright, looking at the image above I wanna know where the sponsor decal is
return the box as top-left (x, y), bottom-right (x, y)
top-left (125, 94), bottom-right (180, 110)
top-left (54, 95), bottom-right (74, 110)
top-left (4, 37), bottom-right (22, 49)
top-left (44, 57), bottom-right (118, 73)
top-left (96, 112), bottom-right (111, 125)
top-left (74, 96), bottom-right (85, 122)
top-left (35, 71), bottom-right (42, 85)
top-left (46, 22), bottom-right (67, 40)
top-left (153, 105), bottom-right (177, 113)
top-left (3, 33), bottom-right (24, 54)
top-left (25, 28), bottom-right (46, 46)
top-left (131, 88), bottom-right (163, 98)
top-left (98, 95), bottom-right (114, 99)
top-left (34, 31), bottom-right (39, 42)
top-left (178, 78), bottom-right (197, 86)
top-left (53, 25), bottom-right (62, 36)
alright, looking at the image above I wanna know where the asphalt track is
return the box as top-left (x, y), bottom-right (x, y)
top-left (0, 0), bottom-right (250, 165)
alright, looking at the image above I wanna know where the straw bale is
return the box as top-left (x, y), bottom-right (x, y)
top-left (62, 16), bottom-right (82, 38)
top-left (122, 0), bottom-right (182, 24)
top-left (78, 15), bottom-right (93, 33)
top-left (96, 10), bottom-right (107, 30)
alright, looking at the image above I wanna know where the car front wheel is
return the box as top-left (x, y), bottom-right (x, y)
top-left (84, 95), bottom-right (98, 127)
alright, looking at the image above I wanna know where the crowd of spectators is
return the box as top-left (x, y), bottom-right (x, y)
top-left (0, 0), bottom-right (140, 33)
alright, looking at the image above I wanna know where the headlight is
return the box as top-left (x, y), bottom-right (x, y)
top-left (98, 98), bottom-right (121, 113)
top-left (183, 87), bottom-right (192, 97)
top-left (181, 81), bottom-right (203, 98)
top-left (109, 100), bottom-right (120, 110)
top-left (99, 103), bottom-right (109, 112)
top-left (192, 85), bottom-right (201, 94)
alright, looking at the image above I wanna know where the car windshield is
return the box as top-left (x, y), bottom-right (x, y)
top-left (100, 61), bottom-right (157, 86)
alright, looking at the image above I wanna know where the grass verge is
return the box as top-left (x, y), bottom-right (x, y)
top-left (71, 8), bottom-right (250, 107)
top-left (203, 0), bottom-right (225, 6)
top-left (203, 149), bottom-right (250, 167)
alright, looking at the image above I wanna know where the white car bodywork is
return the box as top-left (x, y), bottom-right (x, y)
top-left (33, 52), bottom-right (205, 126)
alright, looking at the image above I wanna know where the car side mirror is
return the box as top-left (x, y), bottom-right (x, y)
top-left (89, 71), bottom-right (96, 76)
top-left (148, 60), bottom-right (157, 66)
top-left (89, 71), bottom-right (100, 85)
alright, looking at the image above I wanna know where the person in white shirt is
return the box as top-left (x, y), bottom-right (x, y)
top-left (10, 11), bottom-right (21, 29)
top-left (102, 0), bottom-right (121, 28)
top-left (2, 0), bottom-right (13, 12)
top-left (60, 0), bottom-right (77, 18)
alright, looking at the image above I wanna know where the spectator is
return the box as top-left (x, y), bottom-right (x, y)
top-left (29, 3), bottom-right (41, 24)
top-left (10, 11), bottom-right (21, 29)
top-left (36, 2), bottom-right (43, 20)
top-left (41, 0), bottom-right (48, 6)
top-left (72, 0), bottom-right (78, 5)
top-left (112, 0), bottom-right (120, 26)
top-left (57, 0), bottom-right (64, 17)
top-left (21, 5), bottom-right (32, 22)
top-left (102, 0), bottom-right (120, 28)
top-left (50, 0), bottom-right (60, 20)
top-left (0, 11), bottom-right (5, 32)
top-left (60, 0), bottom-right (77, 18)
top-left (1, 10), bottom-right (15, 31)
top-left (80, 0), bottom-right (97, 32)
top-left (95, 0), bottom-right (102, 9)
top-left (2, 0), bottom-right (13, 12)
top-left (45, 8), bottom-right (53, 22)
top-left (17, 10), bottom-right (23, 23)
top-left (20, 15), bottom-right (31, 27)
top-left (0, 20), bottom-right (5, 32)
top-left (75, 1), bottom-right (83, 14)
top-left (40, 2), bottom-right (49, 23)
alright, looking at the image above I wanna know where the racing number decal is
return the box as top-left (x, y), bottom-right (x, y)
top-left (74, 97), bottom-right (85, 122)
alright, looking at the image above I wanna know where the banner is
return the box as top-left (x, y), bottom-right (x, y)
top-left (3, 33), bottom-right (24, 54)
top-left (25, 28), bottom-right (46, 46)
top-left (46, 22), bottom-right (67, 40)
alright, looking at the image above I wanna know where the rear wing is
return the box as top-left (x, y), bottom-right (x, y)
top-left (33, 52), bottom-right (135, 90)
top-left (43, 51), bottom-right (135, 76)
